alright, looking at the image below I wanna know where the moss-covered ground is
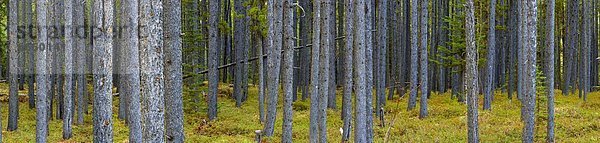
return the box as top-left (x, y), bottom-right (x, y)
top-left (0, 83), bottom-right (599, 142)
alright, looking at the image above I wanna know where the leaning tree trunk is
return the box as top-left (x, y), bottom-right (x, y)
top-left (140, 0), bottom-right (165, 142)
top-left (164, 0), bottom-right (184, 142)
top-left (465, 0), bottom-right (480, 142)
top-left (36, 0), bottom-right (50, 141)
top-left (121, 0), bottom-right (142, 141)
top-left (7, 0), bottom-right (19, 132)
top-left (264, 0), bottom-right (283, 137)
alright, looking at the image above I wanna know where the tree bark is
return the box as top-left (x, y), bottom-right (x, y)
top-left (419, 0), bottom-right (429, 119)
top-left (354, 0), bottom-right (367, 142)
top-left (92, 0), bottom-right (114, 141)
top-left (140, 0), bottom-right (165, 142)
top-left (545, 0), bottom-right (556, 142)
top-left (207, 0), bottom-right (220, 121)
top-left (164, 0), bottom-right (184, 142)
top-left (121, 0), bottom-right (142, 141)
top-left (342, 0), bottom-right (355, 141)
top-left (35, 0), bottom-right (49, 141)
top-left (465, 0), bottom-right (480, 142)
top-left (264, 0), bottom-right (283, 137)
top-left (309, 0), bottom-right (322, 141)
top-left (408, 0), bottom-right (419, 110)
top-left (484, 0), bottom-right (497, 110)
top-left (522, 0), bottom-right (537, 142)
top-left (63, 0), bottom-right (74, 139)
top-left (74, 0), bottom-right (87, 125)
top-left (376, 0), bottom-right (388, 117)
top-left (282, 0), bottom-right (295, 141)
top-left (7, 0), bottom-right (19, 132)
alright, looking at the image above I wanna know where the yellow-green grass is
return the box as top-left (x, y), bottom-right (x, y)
top-left (0, 83), bottom-right (599, 142)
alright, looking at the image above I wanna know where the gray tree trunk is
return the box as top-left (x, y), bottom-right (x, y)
top-left (419, 0), bottom-right (429, 119)
top-left (483, 0), bottom-right (496, 110)
top-left (92, 0), bottom-right (114, 141)
top-left (36, 0), bottom-right (50, 141)
top-left (583, 0), bottom-right (591, 101)
top-left (309, 0), bottom-right (322, 141)
top-left (26, 0), bottom-right (35, 109)
top-left (466, 0), bottom-right (480, 142)
top-left (408, 0), bottom-right (419, 110)
top-left (365, 0), bottom-right (374, 140)
top-left (354, 0), bottom-right (368, 142)
top-left (342, 0), bottom-right (355, 141)
top-left (522, 0), bottom-right (537, 142)
top-left (508, 0), bottom-right (518, 100)
top-left (7, 0), bottom-right (19, 132)
top-left (8, 0), bottom-right (19, 132)
top-left (264, 0), bottom-right (283, 137)
top-left (319, 1), bottom-right (331, 142)
top-left (164, 0), bottom-right (184, 142)
top-left (140, 0), bottom-right (165, 142)
top-left (282, 0), bottom-right (295, 142)
top-left (63, 0), bottom-right (74, 139)
top-left (121, 0), bottom-right (142, 141)
top-left (207, 0), bottom-right (219, 121)
top-left (545, 0), bottom-right (556, 141)
top-left (376, 0), bottom-right (387, 117)
top-left (234, 0), bottom-right (247, 107)
top-left (327, 0), bottom-right (337, 110)
top-left (75, 0), bottom-right (87, 125)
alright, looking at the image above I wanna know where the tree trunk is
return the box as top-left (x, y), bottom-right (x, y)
top-left (483, 0), bottom-right (497, 110)
top-left (354, 0), bottom-right (368, 142)
top-left (545, 0), bottom-right (556, 142)
top-left (121, 0), bottom-right (142, 141)
top-left (376, 0), bottom-right (387, 117)
top-left (164, 0), bottom-right (184, 142)
top-left (26, 0), bottom-right (35, 109)
top-left (62, 0), bottom-right (74, 139)
top-left (365, 0), bottom-right (375, 140)
top-left (7, 0), bottom-right (19, 132)
top-left (522, 0), bottom-right (537, 142)
top-left (264, 0), bottom-right (283, 137)
top-left (35, 0), bottom-right (50, 141)
top-left (74, 0), bottom-right (87, 125)
top-left (408, 0), bottom-right (419, 110)
top-left (208, 0), bottom-right (220, 121)
top-left (282, 0), bottom-right (295, 141)
top-left (342, 0), bottom-right (355, 141)
top-left (92, 0), bottom-right (114, 141)
top-left (419, 0), bottom-right (429, 119)
top-left (319, 1), bottom-right (332, 142)
top-left (234, 0), bottom-right (247, 107)
top-left (466, 0), bottom-right (480, 142)
top-left (309, 0), bottom-right (322, 141)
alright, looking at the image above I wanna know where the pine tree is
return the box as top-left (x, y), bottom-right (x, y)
top-left (121, 0), bottom-right (142, 141)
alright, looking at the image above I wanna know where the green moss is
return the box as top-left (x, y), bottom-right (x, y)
top-left (0, 83), bottom-right (598, 142)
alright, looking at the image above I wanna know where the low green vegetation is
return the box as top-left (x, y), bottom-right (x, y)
top-left (0, 83), bottom-right (598, 142)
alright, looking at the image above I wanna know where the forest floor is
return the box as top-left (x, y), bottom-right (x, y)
top-left (0, 83), bottom-right (599, 142)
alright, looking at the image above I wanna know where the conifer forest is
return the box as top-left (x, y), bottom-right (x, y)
top-left (0, 0), bottom-right (600, 142)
